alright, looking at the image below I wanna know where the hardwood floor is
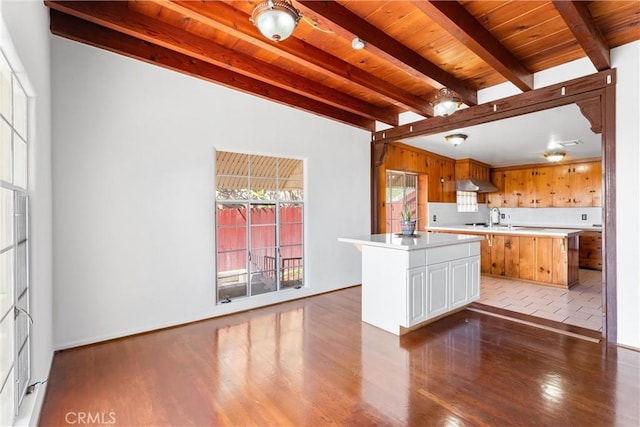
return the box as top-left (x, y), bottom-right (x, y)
top-left (40, 287), bottom-right (639, 426)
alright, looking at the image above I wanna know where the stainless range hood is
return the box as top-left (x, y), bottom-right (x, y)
top-left (455, 179), bottom-right (498, 193)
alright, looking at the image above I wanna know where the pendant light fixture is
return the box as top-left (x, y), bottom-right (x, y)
top-left (544, 151), bottom-right (566, 162)
top-left (432, 87), bottom-right (462, 117)
top-left (250, 0), bottom-right (301, 42)
top-left (445, 133), bottom-right (467, 147)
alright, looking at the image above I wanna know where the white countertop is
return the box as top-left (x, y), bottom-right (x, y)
top-left (338, 232), bottom-right (483, 250)
top-left (425, 225), bottom-right (582, 237)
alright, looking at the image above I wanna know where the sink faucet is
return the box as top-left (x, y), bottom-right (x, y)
top-left (489, 207), bottom-right (501, 227)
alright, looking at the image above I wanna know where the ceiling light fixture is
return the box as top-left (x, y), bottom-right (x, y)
top-left (432, 87), bottom-right (462, 117)
top-left (351, 37), bottom-right (365, 50)
top-left (250, 0), bottom-right (301, 42)
top-left (445, 133), bottom-right (467, 147)
top-left (544, 151), bottom-right (566, 162)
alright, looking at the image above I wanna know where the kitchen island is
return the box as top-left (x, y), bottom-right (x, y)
top-left (338, 232), bottom-right (483, 335)
top-left (425, 225), bottom-right (582, 288)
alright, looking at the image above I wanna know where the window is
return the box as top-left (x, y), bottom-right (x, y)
top-left (0, 50), bottom-right (30, 426)
top-left (456, 190), bottom-right (478, 212)
top-left (385, 171), bottom-right (418, 233)
top-left (215, 152), bottom-right (303, 302)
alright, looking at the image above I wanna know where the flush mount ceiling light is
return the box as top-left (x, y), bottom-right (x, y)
top-left (445, 133), bottom-right (467, 147)
top-left (432, 87), bottom-right (462, 117)
top-left (250, 0), bottom-right (301, 42)
top-left (351, 37), bottom-right (365, 50)
top-left (544, 151), bottom-right (566, 162)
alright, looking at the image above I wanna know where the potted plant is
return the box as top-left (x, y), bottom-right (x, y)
top-left (400, 204), bottom-right (416, 236)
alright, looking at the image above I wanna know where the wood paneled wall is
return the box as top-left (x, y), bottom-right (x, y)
top-left (378, 143), bottom-right (457, 233)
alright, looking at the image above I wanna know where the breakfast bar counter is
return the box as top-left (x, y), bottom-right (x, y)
top-left (425, 225), bottom-right (581, 288)
top-left (339, 232), bottom-right (483, 335)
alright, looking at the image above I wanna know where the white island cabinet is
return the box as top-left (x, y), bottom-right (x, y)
top-left (338, 233), bottom-right (483, 336)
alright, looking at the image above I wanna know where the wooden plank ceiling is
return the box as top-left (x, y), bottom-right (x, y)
top-left (45, 1), bottom-right (640, 132)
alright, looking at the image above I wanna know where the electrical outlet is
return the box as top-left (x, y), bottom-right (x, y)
top-left (581, 214), bottom-right (587, 221)
top-left (433, 214), bottom-right (437, 222)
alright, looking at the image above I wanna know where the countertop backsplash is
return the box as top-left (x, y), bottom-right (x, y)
top-left (427, 203), bottom-right (602, 230)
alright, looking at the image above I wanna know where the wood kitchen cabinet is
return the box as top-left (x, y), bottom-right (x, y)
top-left (523, 166), bottom-right (554, 207)
top-left (491, 160), bottom-right (601, 208)
top-left (487, 169), bottom-right (504, 208)
top-left (503, 169), bottom-right (528, 207)
top-left (456, 158), bottom-right (491, 203)
top-left (554, 161), bottom-right (601, 207)
top-left (579, 230), bottom-right (602, 270)
top-left (429, 156), bottom-right (456, 203)
top-left (442, 229), bottom-right (579, 288)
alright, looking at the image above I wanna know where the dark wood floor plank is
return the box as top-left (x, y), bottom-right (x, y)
top-left (40, 287), bottom-right (640, 426)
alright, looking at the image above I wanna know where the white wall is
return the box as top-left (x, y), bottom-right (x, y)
top-left (0, 0), bottom-right (53, 424)
top-left (51, 37), bottom-right (370, 348)
top-left (611, 41), bottom-right (640, 348)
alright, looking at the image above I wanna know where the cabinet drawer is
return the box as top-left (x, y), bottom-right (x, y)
top-left (427, 243), bottom-right (476, 265)
top-left (409, 249), bottom-right (426, 268)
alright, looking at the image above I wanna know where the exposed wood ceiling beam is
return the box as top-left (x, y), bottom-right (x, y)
top-left (46, 1), bottom-right (398, 126)
top-left (157, 0), bottom-right (432, 117)
top-left (49, 10), bottom-right (375, 131)
top-left (412, 1), bottom-right (533, 92)
top-left (552, 1), bottom-right (610, 71)
top-left (297, 0), bottom-right (478, 107)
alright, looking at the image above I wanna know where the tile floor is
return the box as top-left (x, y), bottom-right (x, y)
top-left (478, 269), bottom-right (603, 331)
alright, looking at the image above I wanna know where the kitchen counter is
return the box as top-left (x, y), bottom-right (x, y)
top-left (425, 225), bottom-right (580, 288)
top-left (339, 232), bottom-right (482, 335)
top-left (425, 225), bottom-right (582, 237)
top-left (338, 232), bottom-right (483, 250)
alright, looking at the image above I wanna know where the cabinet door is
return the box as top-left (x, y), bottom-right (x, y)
top-left (407, 267), bottom-right (427, 326)
top-left (504, 169), bottom-right (527, 207)
top-left (535, 237), bottom-right (553, 284)
top-left (480, 237), bottom-right (492, 274)
top-left (487, 170), bottom-right (504, 207)
top-left (442, 160), bottom-right (456, 202)
top-left (574, 162), bottom-right (602, 207)
top-left (503, 235), bottom-right (520, 278)
top-left (519, 236), bottom-right (536, 281)
top-left (553, 164), bottom-right (577, 207)
top-left (588, 161), bottom-right (602, 207)
top-left (449, 258), bottom-right (470, 310)
top-left (469, 256), bottom-right (481, 300)
top-left (534, 166), bottom-right (554, 207)
top-left (426, 261), bottom-right (449, 319)
top-left (490, 234), bottom-right (505, 276)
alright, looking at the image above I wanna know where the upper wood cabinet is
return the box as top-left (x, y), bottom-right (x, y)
top-left (552, 161), bottom-right (602, 207)
top-left (491, 160), bottom-right (602, 208)
top-left (455, 159), bottom-right (491, 203)
top-left (487, 170), bottom-right (504, 208)
top-left (523, 166), bottom-right (554, 207)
